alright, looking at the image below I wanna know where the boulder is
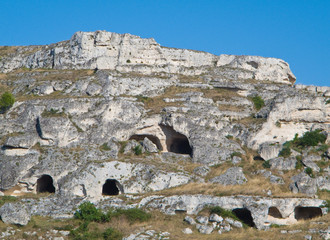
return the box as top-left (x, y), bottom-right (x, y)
top-left (182, 228), bottom-right (193, 234)
top-left (142, 137), bottom-right (158, 153)
top-left (184, 216), bottom-right (196, 225)
top-left (290, 172), bottom-right (317, 196)
top-left (209, 213), bottom-right (223, 223)
top-left (258, 142), bottom-right (282, 160)
top-left (209, 167), bottom-right (247, 185)
top-left (0, 203), bottom-right (31, 226)
top-left (196, 215), bottom-right (208, 224)
top-left (270, 157), bottom-right (296, 170)
top-left (196, 224), bottom-right (214, 234)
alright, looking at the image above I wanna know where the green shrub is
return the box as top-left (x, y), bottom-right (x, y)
top-left (103, 227), bottom-right (123, 240)
top-left (251, 96), bottom-right (264, 110)
top-left (0, 92), bottom-right (15, 113)
top-left (279, 147), bottom-right (291, 157)
top-left (114, 208), bottom-right (151, 223)
top-left (74, 202), bottom-right (108, 222)
top-left (133, 145), bottom-right (143, 155)
top-left (231, 152), bottom-right (242, 158)
top-left (126, 59), bottom-right (131, 63)
top-left (295, 155), bottom-right (303, 169)
top-left (209, 206), bottom-right (241, 222)
top-left (275, 121), bottom-right (281, 128)
top-left (225, 135), bottom-right (233, 140)
top-left (294, 130), bottom-right (326, 147)
top-left (305, 167), bottom-right (313, 177)
top-left (262, 160), bottom-right (271, 168)
top-left (100, 143), bottom-right (111, 151)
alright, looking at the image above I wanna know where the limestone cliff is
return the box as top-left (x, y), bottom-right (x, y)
top-left (0, 31), bottom-right (329, 237)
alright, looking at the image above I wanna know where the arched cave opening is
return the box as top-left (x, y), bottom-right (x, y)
top-left (268, 207), bottom-right (283, 218)
top-left (159, 125), bottom-right (192, 156)
top-left (102, 179), bottom-right (124, 196)
top-left (36, 175), bottom-right (55, 193)
top-left (294, 206), bottom-right (322, 220)
top-left (129, 134), bottom-right (163, 150)
top-left (232, 208), bottom-right (255, 227)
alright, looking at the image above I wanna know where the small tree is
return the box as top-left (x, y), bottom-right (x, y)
top-left (0, 92), bottom-right (15, 113)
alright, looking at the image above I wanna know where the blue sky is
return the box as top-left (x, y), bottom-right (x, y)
top-left (0, 0), bottom-right (329, 86)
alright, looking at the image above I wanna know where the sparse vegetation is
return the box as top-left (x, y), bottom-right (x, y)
top-left (41, 108), bottom-right (66, 118)
top-left (304, 167), bottom-right (314, 178)
top-left (295, 155), bottom-right (303, 169)
top-left (133, 145), bottom-right (143, 155)
top-left (100, 143), bottom-right (111, 151)
top-left (103, 227), bottom-right (123, 240)
top-left (278, 147), bottom-right (291, 157)
top-left (262, 160), bottom-right (271, 168)
top-left (251, 95), bottom-right (264, 110)
top-left (0, 196), bottom-right (17, 207)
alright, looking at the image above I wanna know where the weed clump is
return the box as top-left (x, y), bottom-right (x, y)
top-left (103, 227), bottom-right (123, 240)
top-left (114, 208), bottom-right (151, 223)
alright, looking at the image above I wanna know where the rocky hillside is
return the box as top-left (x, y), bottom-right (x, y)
top-left (0, 30), bottom-right (329, 240)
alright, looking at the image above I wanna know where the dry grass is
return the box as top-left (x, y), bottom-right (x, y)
top-left (0, 46), bottom-right (19, 57)
top-left (0, 212), bottom-right (328, 240)
top-left (217, 104), bottom-right (245, 112)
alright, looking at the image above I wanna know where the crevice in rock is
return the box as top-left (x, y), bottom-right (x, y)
top-left (159, 125), bottom-right (192, 156)
top-left (129, 134), bottom-right (162, 150)
top-left (268, 207), bottom-right (283, 218)
top-left (37, 174), bottom-right (55, 193)
top-left (294, 206), bottom-right (322, 220)
top-left (232, 208), bottom-right (255, 227)
top-left (102, 179), bottom-right (124, 196)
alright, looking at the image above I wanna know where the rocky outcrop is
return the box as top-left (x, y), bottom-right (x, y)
top-left (0, 203), bottom-right (31, 226)
top-left (0, 30), bottom-right (329, 234)
top-left (0, 31), bottom-right (295, 84)
top-left (140, 194), bottom-right (327, 229)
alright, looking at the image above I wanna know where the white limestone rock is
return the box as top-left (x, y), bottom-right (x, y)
top-left (0, 203), bottom-right (31, 226)
top-left (209, 167), bottom-right (247, 185)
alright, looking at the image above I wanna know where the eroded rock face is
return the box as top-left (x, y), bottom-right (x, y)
top-left (0, 31), bottom-right (295, 85)
top-left (209, 167), bottom-right (247, 185)
top-left (0, 203), bottom-right (31, 226)
top-left (0, 30), bottom-right (329, 231)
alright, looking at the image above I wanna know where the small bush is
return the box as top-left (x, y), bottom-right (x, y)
top-left (231, 152), bottom-right (242, 158)
top-left (100, 143), bottom-right (111, 151)
top-left (126, 59), bottom-right (131, 63)
top-left (279, 147), bottom-right (291, 157)
top-left (74, 202), bottom-right (108, 222)
top-left (209, 206), bottom-right (241, 221)
top-left (103, 227), bottom-right (123, 240)
top-left (114, 208), bottom-right (151, 223)
top-left (225, 135), bottom-right (233, 140)
top-left (133, 145), bottom-right (143, 155)
top-left (0, 92), bottom-right (15, 113)
top-left (262, 160), bottom-right (271, 168)
top-left (305, 167), bottom-right (313, 177)
top-left (295, 155), bottom-right (303, 169)
top-left (275, 121), bottom-right (281, 128)
top-left (251, 96), bottom-right (265, 110)
top-left (294, 129), bottom-right (326, 147)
